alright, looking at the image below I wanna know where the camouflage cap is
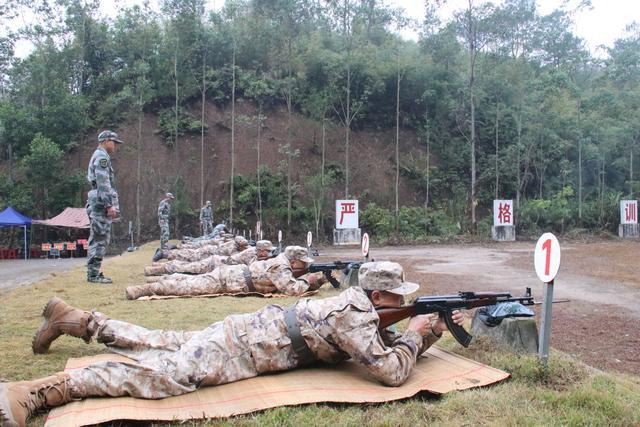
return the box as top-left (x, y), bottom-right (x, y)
top-left (166, 192), bottom-right (175, 199)
top-left (206, 200), bottom-right (211, 205)
top-left (284, 245), bottom-right (314, 263)
top-left (358, 261), bottom-right (419, 295)
top-left (98, 130), bottom-right (124, 144)
top-left (234, 236), bottom-right (249, 247)
top-left (256, 240), bottom-right (276, 251)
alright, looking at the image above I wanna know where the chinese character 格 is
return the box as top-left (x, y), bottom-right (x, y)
top-left (498, 203), bottom-right (512, 225)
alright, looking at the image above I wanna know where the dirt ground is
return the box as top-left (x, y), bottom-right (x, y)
top-left (319, 239), bottom-right (640, 375)
top-left (0, 258), bottom-right (87, 293)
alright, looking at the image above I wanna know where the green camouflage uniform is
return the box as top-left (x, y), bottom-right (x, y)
top-left (86, 147), bottom-right (118, 279)
top-left (200, 204), bottom-right (213, 236)
top-left (157, 198), bottom-right (172, 249)
top-left (67, 287), bottom-right (440, 400)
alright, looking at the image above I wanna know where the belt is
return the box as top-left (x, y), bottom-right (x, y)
top-left (283, 306), bottom-right (316, 366)
top-left (243, 267), bottom-right (256, 292)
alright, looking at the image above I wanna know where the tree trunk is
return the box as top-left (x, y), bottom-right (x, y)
top-left (173, 33), bottom-right (179, 179)
top-left (229, 45), bottom-right (236, 226)
top-left (395, 53), bottom-right (401, 229)
top-left (345, 62), bottom-right (351, 198)
top-left (494, 98), bottom-right (499, 199)
top-left (577, 99), bottom-right (582, 224)
top-left (286, 65), bottom-right (293, 226)
top-left (200, 56), bottom-right (206, 207)
top-left (257, 103), bottom-right (263, 225)
top-left (136, 100), bottom-right (142, 243)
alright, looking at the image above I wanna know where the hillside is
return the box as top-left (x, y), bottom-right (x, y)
top-left (68, 99), bottom-right (426, 241)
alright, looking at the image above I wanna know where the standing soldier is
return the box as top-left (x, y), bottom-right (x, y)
top-left (158, 192), bottom-right (175, 250)
top-left (200, 200), bottom-right (213, 236)
top-left (86, 130), bottom-right (123, 284)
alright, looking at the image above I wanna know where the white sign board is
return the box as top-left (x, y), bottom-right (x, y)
top-left (534, 233), bottom-right (561, 283)
top-left (278, 230), bottom-right (282, 242)
top-left (335, 200), bottom-right (359, 229)
top-left (621, 200), bottom-right (638, 225)
top-left (307, 231), bottom-right (312, 247)
top-left (361, 233), bottom-right (370, 257)
top-left (493, 200), bottom-right (514, 226)
top-left (255, 221), bottom-right (261, 235)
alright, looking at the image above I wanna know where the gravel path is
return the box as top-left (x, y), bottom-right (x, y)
top-left (0, 258), bottom-right (87, 293)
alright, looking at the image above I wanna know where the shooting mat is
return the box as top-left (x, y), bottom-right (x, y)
top-left (45, 346), bottom-right (509, 427)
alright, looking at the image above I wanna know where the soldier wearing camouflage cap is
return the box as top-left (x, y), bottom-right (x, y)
top-left (143, 239), bottom-right (275, 277)
top-left (157, 192), bottom-right (175, 250)
top-left (199, 200), bottom-right (214, 236)
top-left (85, 130), bottom-right (123, 284)
top-left (127, 245), bottom-right (326, 299)
top-left (12, 262), bottom-right (464, 426)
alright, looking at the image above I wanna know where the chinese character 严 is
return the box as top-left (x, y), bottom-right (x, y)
top-left (339, 203), bottom-right (356, 225)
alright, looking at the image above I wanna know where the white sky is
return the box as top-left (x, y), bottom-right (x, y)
top-left (9, 0), bottom-right (640, 58)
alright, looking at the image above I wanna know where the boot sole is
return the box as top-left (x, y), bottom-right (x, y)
top-left (31, 298), bottom-right (64, 354)
top-left (0, 383), bottom-right (19, 427)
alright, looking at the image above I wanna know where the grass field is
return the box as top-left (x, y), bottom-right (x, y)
top-left (1, 242), bottom-right (639, 426)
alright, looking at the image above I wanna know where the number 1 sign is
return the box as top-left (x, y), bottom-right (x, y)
top-left (534, 232), bottom-right (561, 367)
top-left (534, 233), bottom-right (561, 283)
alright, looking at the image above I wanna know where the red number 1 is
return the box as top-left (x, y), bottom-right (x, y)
top-left (542, 239), bottom-right (552, 275)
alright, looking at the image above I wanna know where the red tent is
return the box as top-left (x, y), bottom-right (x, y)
top-left (33, 208), bottom-right (90, 229)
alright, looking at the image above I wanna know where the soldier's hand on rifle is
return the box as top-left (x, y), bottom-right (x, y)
top-left (431, 310), bottom-right (465, 336)
top-left (306, 272), bottom-right (326, 291)
top-left (407, 314), bottom-right (436, 337)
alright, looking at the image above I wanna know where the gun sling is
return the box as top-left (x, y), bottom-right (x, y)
top-left (284, 306), bottom-right (316, 366)
top-left (242, 267), bottom-right (257, 292)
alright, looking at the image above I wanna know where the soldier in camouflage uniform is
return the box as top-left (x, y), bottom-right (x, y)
top-left (157, 193), bottom-right (174, 250)
top-left (156, 235), bottom-right (247, 264)
top-left (144, 240), bottom-right (276, 276)
top-left (4, 262), bottom-right (464, 426)
top-left (199, 201), bottom-right (213, 236)
top-left (86, 130), bottom-right (123, 284)
top-left (126, 245), bottom-right (323, 299)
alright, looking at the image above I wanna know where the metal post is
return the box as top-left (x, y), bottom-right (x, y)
top-left (538, 279), bottom-right (554, 366)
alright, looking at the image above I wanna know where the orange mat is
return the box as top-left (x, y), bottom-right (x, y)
top-left (45, 347), bottom-right (509, 426)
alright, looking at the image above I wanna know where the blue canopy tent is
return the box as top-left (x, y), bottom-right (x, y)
top-left (0, 207), bottom-right (32, 260)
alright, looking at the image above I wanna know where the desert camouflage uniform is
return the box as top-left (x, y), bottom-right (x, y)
top-left (155, 247), bottom-right (258, 276)
top-left (200, 204), bottom-right (213, 236)
top-left (185, 223), bottom-right (226, 243)
top-left (138, 253), bottom-right (310, 297)
top-left (158, 199), bottom-right (172, 249)
top-left (86, 147), bottom-right (118, 279)
top-left (68, 287), bottom-right (439, 399)
top-left (166, 239), bottom-right (240, 262)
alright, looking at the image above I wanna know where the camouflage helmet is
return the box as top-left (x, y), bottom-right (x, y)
top-left (358, 261), bottom-right (419, 295)
top-left (234, 236), bottom-right (249, 247)
top-left (284, 246), bottom-right (313, 263)
top-left (256, 240), bottom-right (276, 251)
top-left (98, 130), bottom-right (124, 144)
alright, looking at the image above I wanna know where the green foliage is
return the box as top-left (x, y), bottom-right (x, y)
top-left (156, 107), bottom-right (208, 146)
top-left (361, 203), bottom-right (459, 241)
top-left (17, 134), bottom-right (85, 218)
top-left (518, 186), bottom-right (576, 235)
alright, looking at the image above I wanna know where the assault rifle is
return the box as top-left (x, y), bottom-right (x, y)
top-left (377, 288), bottom-right (536, 348)
top-left (308, 261), bottom-right (363, 289)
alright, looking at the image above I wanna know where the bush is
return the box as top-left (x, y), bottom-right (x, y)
top-left (156, 107), bottom-right (208, 146)
top-left (361, 203), bottom-right (459, 241)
